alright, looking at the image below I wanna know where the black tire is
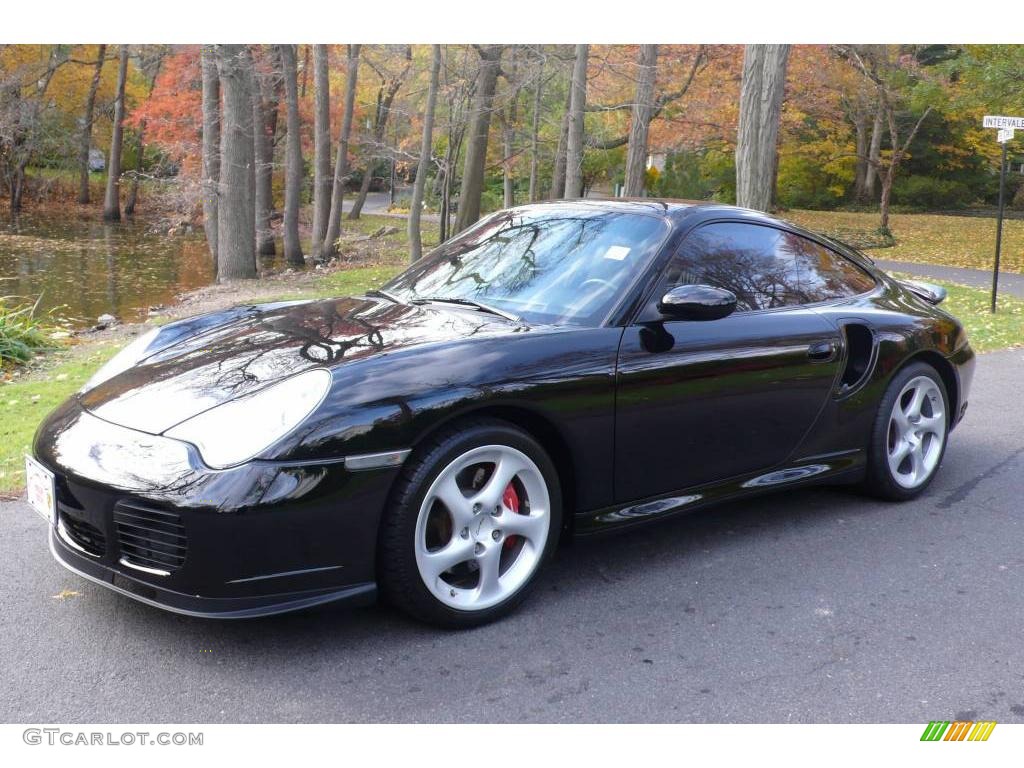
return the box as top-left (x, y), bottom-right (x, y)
top-left (863, 361), bottom-right (950, 501)
top-left (378, 418), bottom-right (563, 628)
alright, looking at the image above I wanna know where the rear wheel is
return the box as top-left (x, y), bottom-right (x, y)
top-left (864, 361), bottom-right (949, 500)
top-left (379, 419), bottom-right (562, 627)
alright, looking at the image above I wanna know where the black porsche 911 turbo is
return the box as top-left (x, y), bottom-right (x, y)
top-left (28, 200), bottom-right (974, 627)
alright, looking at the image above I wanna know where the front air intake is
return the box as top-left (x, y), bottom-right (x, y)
top-left (113, 501), bottom-right (187, 574)
top-left (58, 505), bottom-right (106, 557)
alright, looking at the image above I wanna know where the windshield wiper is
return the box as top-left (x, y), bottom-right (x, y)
top-left (365, 289), bottom-right (404, 304)
top-left (410, 296), bottom-right (524, 324)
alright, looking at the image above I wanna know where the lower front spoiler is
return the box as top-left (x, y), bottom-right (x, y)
top-left (50, 529), bottom-right (377, 619)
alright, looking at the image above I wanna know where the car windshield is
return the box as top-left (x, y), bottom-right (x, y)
top-left (383, 205), bottom-right (670, 326)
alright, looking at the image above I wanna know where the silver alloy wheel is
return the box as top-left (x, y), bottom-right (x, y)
top-left (414, 444), bottom-right (551, 611)
top-left (886, 374), bottom-right (946, 489)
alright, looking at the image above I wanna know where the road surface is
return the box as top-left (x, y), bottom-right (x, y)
top-left (2, 348), bottom-right (1022, 723)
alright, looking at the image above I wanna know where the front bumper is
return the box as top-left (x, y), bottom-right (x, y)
top-left (36, 398), bottom-right (395, 618)
top-left (948, 340), bottom-right (976, 430)
top-left (50, 529), bottom-right (376, 618)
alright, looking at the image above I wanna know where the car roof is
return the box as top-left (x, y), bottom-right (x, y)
top-left (509, 198), bottom-right (790, 228)
top-left (504, 199), bottom-right (876, 267)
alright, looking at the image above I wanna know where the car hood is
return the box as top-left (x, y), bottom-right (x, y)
top-left (80, 296), bottom-right (525, 434)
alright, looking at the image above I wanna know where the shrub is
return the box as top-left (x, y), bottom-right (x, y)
top-left (652, 147), bottom-right (736, 203)
top-left (891, 175), bottom-right (976, 210)
top-left (478, 178), bottom-right (507, 214)
top-left (1008, 175), bottom-right (1024, 210)
top-left (776, 154), bottom-right (848, 210)
top-left (652, 151), bottom-right (706, 199)
top-left (0, 297), bottom-right (59, 368)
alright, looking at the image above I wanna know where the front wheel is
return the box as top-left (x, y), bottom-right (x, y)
top-left (379, 419), bottom-right (562, 628)
top-left (864, 361), bottom-right (949, 500)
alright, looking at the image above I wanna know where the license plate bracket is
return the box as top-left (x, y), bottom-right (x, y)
top-left (25, 455), bottom-right (56, 527)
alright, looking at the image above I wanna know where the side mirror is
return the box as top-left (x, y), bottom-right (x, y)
top-left (658, 284), bottom-right (737, 321)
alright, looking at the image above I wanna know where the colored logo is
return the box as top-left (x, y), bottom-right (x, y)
top-left (920, 721), bottom-right (996, 741)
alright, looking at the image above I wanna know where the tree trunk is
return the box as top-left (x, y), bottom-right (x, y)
top-left (409, 45), bottom-right (440, 263)
top-left (278, 44), bottom-right (304, 267)
top-left (10, 166), bottom-right (26, 213)
top-left (440, 115), bottom-right (466, 243)
top-left (125, 54), bottom-right (163, 217)
top-left (348, 47), bottom-right (412, 220)
top-left (348, 160), bottom-right (375, 219)
top-left (735, 44), bottom-right (790, 212)
top-left (879, 164), bottom-right (894, 233)
top-left (252, 46), bottom-right (277, 257)
top-left (3, 46), bottom-right (64, 214)
top-left (624, 44), bottom-right (657, 197)
top-left (527, 62), bottom-right (543, 202)
top-left (102, 46), bottom-right (129, 222)
top-left (502, 122), bottom-right (514, 208)
top-left (124, 119), bottom-right (145, 216)
top-left (502, 103), bottom-right (516, 209)
top-left (852, 111), bottom-right (868, 203)
top-left (877, 101), bottom-right (930, 234)
top-left (323, 45), bottom-right (361, 259)
top-left (77, 44), bottom-right (106, 205)
top-left (454, 45), bottom-right (503, 232)
top-left (550, 83), bottom-right (571, 200)
top-left (311, 45), bottom-right (331, 260)
top-left (201, 46), bottom-right (220, 267)
top-left (214, 44), bottom-right (257, 280)
top-left (439, 158), bottom-right (451, 242)
top-left (864, 100), bottom-right (883, 202)
top-left (564, 44), bottom-right (589, 199)
top-left (500, 49), bottom-right (522, 209)
top-left (300, 45), bottom-right (310, 97)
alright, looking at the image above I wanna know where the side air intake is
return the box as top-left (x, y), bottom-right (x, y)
top-left (839, 323), bottom-right (875, 393)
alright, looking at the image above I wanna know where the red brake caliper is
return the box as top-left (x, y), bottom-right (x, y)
top-left (502, 482), bottom-right (521, 550)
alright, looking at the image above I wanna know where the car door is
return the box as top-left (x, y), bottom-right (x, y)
top-left (613, 221), bottom-right (844, 502)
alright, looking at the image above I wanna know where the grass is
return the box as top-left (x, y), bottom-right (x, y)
top-left (898, 275), bottom-right (1024, 353)
top-left (0, 297), bottom-right (60, 367)
top-left (0, 341), bottom-right (121, 494)
top-left (265, 264), bottom-right (405, 303)
top-left (786, 209), bottom-right (1024, 274)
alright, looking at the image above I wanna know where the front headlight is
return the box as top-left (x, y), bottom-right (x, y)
top-left (81, 327), bottom-right (161, 393)
top-left (164, 368), bottom-right (332, 469)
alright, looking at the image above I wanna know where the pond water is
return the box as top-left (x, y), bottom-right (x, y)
top-left (0, 212), bottom-right (215, 327)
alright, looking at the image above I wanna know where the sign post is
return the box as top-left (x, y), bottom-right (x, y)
top-left (993, 138), bottom-right (1008, 313)
top-left (982, 116), bottom-right (1023, 313)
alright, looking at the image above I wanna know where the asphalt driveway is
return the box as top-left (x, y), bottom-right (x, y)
top-left (2, 348), bottom-right (1023, 723)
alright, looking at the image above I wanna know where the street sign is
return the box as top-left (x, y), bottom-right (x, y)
top-left (983, 115), bottom-right (1024, 129)
top-left (982, 117), bottom-right (1018, 313)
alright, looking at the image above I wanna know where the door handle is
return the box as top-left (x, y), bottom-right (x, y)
top-left (807, 340), bottom-right (837, 362)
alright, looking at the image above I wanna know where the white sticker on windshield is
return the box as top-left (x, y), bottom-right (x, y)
top-left (603, 245), bottom-right (631, 261)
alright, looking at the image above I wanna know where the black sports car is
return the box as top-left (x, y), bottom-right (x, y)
top-left (29, 200), bottom-right (974, 627)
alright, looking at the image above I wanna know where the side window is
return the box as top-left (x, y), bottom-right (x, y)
top-left (790, 235), bottom-right (877, 302)
top-left (663, 222), bottom-right (875, 312)
top-left (665, 222), bottom-right (802, 312)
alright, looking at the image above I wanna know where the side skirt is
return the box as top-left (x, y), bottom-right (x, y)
top-left (573, 450), bottom-right (865, 536)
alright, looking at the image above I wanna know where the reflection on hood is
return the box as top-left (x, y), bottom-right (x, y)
top-left (80, 295), bottom-right (526, 434)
